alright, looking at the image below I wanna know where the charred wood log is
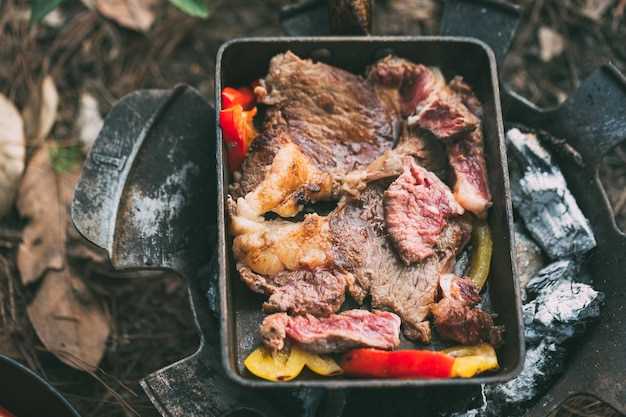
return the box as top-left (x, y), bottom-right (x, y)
top-left (506, 128), bottom-right (596, 259)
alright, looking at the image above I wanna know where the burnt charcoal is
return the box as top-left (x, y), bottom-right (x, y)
top-left (446, 340), bottom-right (567, 417)
top-left (524, 278), bottom-right (604, 344)
top-left (484, 340), bottom-right (567, 416)
top-left (513, 222), bottom-right (546, 298)
top-left (506, 128), bottom-right (596, 259)
top-left (525, 259), bottom-right (578, 301)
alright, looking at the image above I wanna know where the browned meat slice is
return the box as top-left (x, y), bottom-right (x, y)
top-left (447, 131), bottom-right (491, 218)
top-left (256, 51), bottom-right (397, 185)
top-left (446, 78), bottom-right (492, 217)
top-left (368, 56), bottom-right (492, 217)
top-left (342, 124), bottom-right (448, 196)
top-left (384, 158), bottom-right (464, 264)
top-left (329, 183), bottom-right (470, 342)
top-left (238, 264), bottom-right (346, 317)
top-left (230, 128), bottom-right (333, 218)
top-left (432, 274), bottom-right (503, 345)
top-left (449, 76), bottom-right (483, 117)
top-left (367, 55), bottom-right (445, 117)
top-left (260, 310), bottom-right (401, 353)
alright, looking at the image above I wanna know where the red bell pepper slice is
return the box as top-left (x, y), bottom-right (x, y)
top-left (0, 407), bottom-right (16, 417)
top-left (341, 348), bottom-right (455, 379)
top-left (219, 104), bottom-right (257, 171)
top-left (221, 86), bottom-right (255, 110)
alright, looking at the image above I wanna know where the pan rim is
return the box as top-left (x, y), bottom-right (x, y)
top-left (216, 36), bottom-right (524, 388)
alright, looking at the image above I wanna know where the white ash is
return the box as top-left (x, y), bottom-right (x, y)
top-left (524, 277), bottom-right (603, 344)
top-left (525, 259), bottom-right (578, 300)
top-left (506, 128), bottom-right (596, 259)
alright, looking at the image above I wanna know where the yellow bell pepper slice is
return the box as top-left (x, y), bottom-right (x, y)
top-left (442, 343), bottom-right (499, 378)
top-left (244, 346), bottom-right (342, 381)
top-left (467, 220), bottom-right (493, 290)
top-left (295, 347), bottom-right (343, 376)
top-left (244, 346), bottom-right (306, 381)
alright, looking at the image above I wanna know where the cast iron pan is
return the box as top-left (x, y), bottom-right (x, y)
top-left (0, 354), bottom-right (81, 417)
top-left (70, 0), bottom-right (626, 416)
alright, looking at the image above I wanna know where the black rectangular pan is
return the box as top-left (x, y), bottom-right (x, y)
top-left (216, 36), bottom-right (523, 388)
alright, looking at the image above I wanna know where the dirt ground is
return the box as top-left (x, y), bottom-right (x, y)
top-left (0, 0), bottom-right (624, 416)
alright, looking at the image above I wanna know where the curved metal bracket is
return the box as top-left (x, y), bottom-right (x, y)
top-left (71, 86), bottom-right (287, 417)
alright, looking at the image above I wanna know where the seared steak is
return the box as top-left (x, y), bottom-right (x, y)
top-left (384, 158), bottom-right (464, 264)
top-left (256, 51), bottom-right (397, 186)
top-left (368, 56), bottom-right (492, 217)
top-left (432, 274), bottom-right (503, 345)
top-left (329, 183), bottom-right (470, 342)
top-left (231, 128), bottom-right (333, 218)
top-left (260, 310), bottom-right (401, 353)
top-left (238, 264), bottom-right (346, 317)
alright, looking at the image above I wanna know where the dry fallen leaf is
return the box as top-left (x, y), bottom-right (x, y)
top-left (0, 94), bottom-right (26, 219)
top-left (76, 92), bottom-right (104, 152)
top-left (17, 144), bottom-right (66, 284)
top-left (27, 268), bottom-right (110, 371)
top-left (19, 149), bottom-right (110, 371)
top-left (94, 0), bottom-right (158, 32)
top-left (538, 26), bottom-right (564, 62)
top-left (22, 75), bottom-right (59, 145)
top-left (581, 0), bottom-right (613, 21)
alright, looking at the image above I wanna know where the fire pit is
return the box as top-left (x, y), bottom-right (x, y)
top-left (70, 0), bottom-right (626, 416)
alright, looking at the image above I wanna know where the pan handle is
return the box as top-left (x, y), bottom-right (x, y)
top-left (440, 0), bottom-right (521, 71)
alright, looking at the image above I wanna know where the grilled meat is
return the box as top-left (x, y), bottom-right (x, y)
top-left (446, 77), bottom-right (492, 217)
top-left (369, 56), bottom-right (492, 217)
top-left (260, 309), bottom-right (401, 353)
top-left (432, 274), bottom-right (503, 345)
top-left (342, 124), bottom-right (448, 196)
top-left (248, 52), bottom-right (397, 203)
top-left (232, 131), bottom-right (333, 218)
top-left (229, 54), bottom-right (499, 349)
top-left (229, 197), bottom-right (332, 276)
top-left (384, 158), bottom-right (464, 264)
top-left (329, 183), bottom-right (470, 342)
top-left (238, 264), bottom-right (346, 317)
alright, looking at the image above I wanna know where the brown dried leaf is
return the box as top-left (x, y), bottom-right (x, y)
top-left (581, 0), bottom-right (613, 21)
top-left (27, 268), bottom-right (110, 371)
top-left (538, 27), bottom-right (565, 62)
top-left (17, 145), bottom-right (69, 284)
top-left (94, 0), bottom-right (158, 32)
top-left (22, 76), bottom-right (59, 145)
top-left (0, 94), bottom-right (26, 219)
top-left (0, 331), bottom-right (21, 359)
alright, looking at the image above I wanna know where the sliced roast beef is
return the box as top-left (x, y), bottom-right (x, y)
top-left (329, 182), bottom-right (470, 342)
top-left (384, 158), bottom-right (464, 264)
top-left (260, 310), bottom-right (401, 353)
top-left (238, 265), bottom-right (346, 317)
top-left (432, 274), bottom-right (503, 345)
